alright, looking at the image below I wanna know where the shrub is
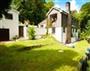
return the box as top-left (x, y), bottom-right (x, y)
top-left (28, 26), bottom-right (35, 40)
top-left (12, 35), bottom-right (19, 40)
top-left (80, 32), bottom-right (87, 40)
top-left (80, 20), bottom-right (90, 40)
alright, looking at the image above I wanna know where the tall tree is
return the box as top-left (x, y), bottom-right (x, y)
top-left (71, 2), bottom-right (90, 39)
top-left (80, 2), bottom-right (90, 32)
top-left (10, 0), bottom-right (21, 10)
top-left (0, 0), bottom-right (12, 17)
top-left (77, 2), bottom-right (90, 39)
top-left (44, 0), bottom-right (54, 12)
top-left (11, 0), bottom-right (54, 25)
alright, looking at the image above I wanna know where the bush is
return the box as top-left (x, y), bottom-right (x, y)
top-left (12, 35), bottom-right (19, 40)
top-left (80, 20), bottom-right (90, 40)
top-left (28, 26), bottom-right (35, 40)
top-left (80, 32), bottom-right (87, 40)
top-left (87, 38), bottom-right (90, 43)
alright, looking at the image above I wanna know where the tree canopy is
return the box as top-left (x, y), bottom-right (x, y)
top-left (10, 0), bottom-right (21, 10)
top-left (80, 2), bottom-right (90, 32)
top-left (0, 0), bottom-right (12, 17)
top-left (78, 2), bottom-right (90, 39)
top-left (70, 2), bottom-right (90, 39)
top-left (11, 0), bottom-right (54, 25)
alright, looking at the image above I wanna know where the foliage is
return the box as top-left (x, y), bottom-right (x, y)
top-left (46, 17), bottom-right (53, 35)
top-left (73, 2), bottom-right (90, 39)
top-left (71, 10), bottom-right (83, 31)
top-left (44, 0), bottom-right (54, 13)
top-left (0, 0), bottom-right (12, 17)
top-left (80, 20), bottom-right (90, 40)
top-left (12, 35), bottom-right (19, 40)
top-left (80, 2), bottom-right (90, 12)
top-left (80, 2), bottom-right (90, 32)
top-left (80, 32), bottom-right (87, 40)
top-left (11, 0), bottom-right (54, 25)
top-left (19, 0), bottom-right (45, 24)
top-left (85, 20), bottom-right (90, 36)
top-left (28, 26), bottom-right (36, 40)
top-left (10, 0), bottom-right (21, 10)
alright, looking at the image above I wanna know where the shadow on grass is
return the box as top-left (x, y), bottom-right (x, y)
top-left (17, 44), bottom-right (48, 51)
top-left (0, 44), bottom-right (79, 71)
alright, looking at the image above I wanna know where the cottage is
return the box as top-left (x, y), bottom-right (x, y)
top-left (39, 2), bottom-right (78, 43)
top-left (0, 9), bottom-right (28, 41)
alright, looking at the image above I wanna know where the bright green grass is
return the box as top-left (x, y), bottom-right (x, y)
top-left (0, 36), bottom-right (89, 71)
top-left (73, 40), bottom-right (90, 59)
top-left (88, 61), bottom-right (90, 71)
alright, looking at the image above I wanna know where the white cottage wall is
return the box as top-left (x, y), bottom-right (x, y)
top-left (54, 13), bottom-right (63, 42)
top-left (48, 9), bottom-right (64, 42)
top-left (10, 11), bottom-right (19, 40)
top-left (23, 26), bottom-right (28, 39)
top-left (0, 10), bottom-right (19, 40)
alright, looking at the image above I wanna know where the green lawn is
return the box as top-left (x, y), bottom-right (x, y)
top-left (0, 36), bottom-right (89, 71)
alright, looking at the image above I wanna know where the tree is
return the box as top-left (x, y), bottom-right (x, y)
top-left (71, 11), bottom-right (83, 36)
top-left (80, 20), bottom-right (90, 39)
top-left (80, 2), bottom-right (90, 32)
top-left (10, 0), bottom-right (21, 10)
top-left (85, 20), bottom-right (90, 37)
top-left (71, 2), bottom-right (90, 39)
top-left (11, 0), bottom-right (54, 25)
top-left (71, 10), bottom-right (84, 28)
top-left (78, 2), bottom-right (90, 39)
top-left (0, 0), bottom-right (12, 17)
top-left (44, 0), bottom-right (54, 12)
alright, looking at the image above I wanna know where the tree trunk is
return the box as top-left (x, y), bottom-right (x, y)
top-left (66, 14), bottom-right (72, 44)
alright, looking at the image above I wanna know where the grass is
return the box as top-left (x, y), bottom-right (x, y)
top-left (73, 40), bottom-right (90, 60)
top-left (0, 36), bottom-right (89, 71)
top-left (88, 61), bottom-right (90, 71)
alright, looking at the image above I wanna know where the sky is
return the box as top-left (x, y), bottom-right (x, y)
top-left (53, 0), bottom-right (90, 11)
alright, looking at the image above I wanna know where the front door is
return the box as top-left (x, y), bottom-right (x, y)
top-left (19, 26), bottom-right (24, 37)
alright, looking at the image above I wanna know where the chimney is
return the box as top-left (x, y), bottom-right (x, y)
top-left (66, 2), bottom-right (70, 13)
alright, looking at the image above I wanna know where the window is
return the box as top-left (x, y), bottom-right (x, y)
top-left (41, 25), bottom-right (43, 27)
top-left (50, 14), bottom-right (57, 23)
top-left (52, 27), bottom-right (55, 34)
top-left (5, 13), bottom-right (13, 19)
top-left (63, 27), bottom-right (65, 33)
top-left (76, 29), bottom-right (77, 32)
top-left (62, 13), bottom-right (68, 27)
top-left (62, 13), bottom-right (68, 33)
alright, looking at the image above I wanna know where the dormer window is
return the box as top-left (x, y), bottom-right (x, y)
top-left (50, 14), bottom-right (57, 23)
